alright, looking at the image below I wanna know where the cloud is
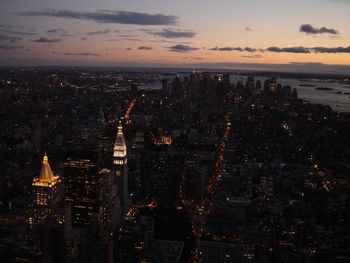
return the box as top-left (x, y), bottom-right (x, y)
top-left (0, 24), bottom-right (24, 29)
top-left (266, 46), bottom-right (350, 53)
top-left (0, 44), bottom-right (24, 50)
top-left (32, 37), bottom-right (64, 43)
top-left (0, 29), bottom-right (36, 36)
top-left (244, 47), bottom-right (257, 52)
top-left (0, 34), bottom-right (22, 43)
top-left (126, 47), bottom-right (132, 51)
top-left (105, 37), bottom-right (141, 42)
top-left (114, 38), bottom-right (141, 42)
top-left (47, 28), bottom-right (66, 33)
top-left (81, 37), bottom-right (87, 41)
top-left (210, 46), bottom-right (257, 52)
top-left (138, 46), bottom-right (152, 50)
top-left (300, 24), bottom-right (338, 34)
top-left (168, 44), bottom-right (199, 52)
top-left (86, 29), bottom-right (110, 35)
top-left (182, 56), bottom-right (202, 60)
top-left (63, 52), bottom-right (101, 56)
top-left (266, 46), bottom-right (310, 53)
top-left (150, 39), bottom-right (191, 44)
top-left (20, 9), bottom-right (178, 25)
top-left (52, 51), bottom-right (101, 56)
top-left (312, 46), bottom-right (350, 53)
top-left (242, 54), bottom-right (263, 58)
top-left (245, 27), bottom-right (252, 31)
top-left (118, 34), bottom-right (137, 38)
top-left (47, 28), bottom-right (73, 37)
top-left (147, 28), bottom-right (196, 38)
top-left (208, 45), bottom-right (350, 54)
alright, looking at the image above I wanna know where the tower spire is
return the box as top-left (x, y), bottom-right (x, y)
top-left (114, 121), bottom-right (127, 161)
top-left (39, 153), bottom-right (56, 183)
top-left (33, 153), bottom-right (60, 187)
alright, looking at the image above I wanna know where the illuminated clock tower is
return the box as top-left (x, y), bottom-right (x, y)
top-left (113, 121), bottom-right (129, 214)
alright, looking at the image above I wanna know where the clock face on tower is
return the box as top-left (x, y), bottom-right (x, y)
top-left (116, 171), bottom-right (121, 176)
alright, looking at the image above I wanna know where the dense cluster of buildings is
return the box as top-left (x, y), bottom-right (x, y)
top-left (0, 68), bottom-right (349, 262)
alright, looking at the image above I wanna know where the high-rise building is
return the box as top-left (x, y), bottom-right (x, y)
top-left (190, 70), bottom-right (201, 89)
top-left (161, 79), bottom-right (169, 95)
top-left (30, 153), bottom-right (66, 227)
top-left (264, 78), bottom-right (277, 93)
top-left (116, 208), bottom-right (154, 263)
top-left (64, 151), bottom-right (99, 227)
top-left (246, 77), bottom-right (255, 90)
top-left (28, 154), bottom-right (73, 263)
top-left (113, 122), bottom-right (129, 214)
top-left (97, 168), bottom-right (121, 236)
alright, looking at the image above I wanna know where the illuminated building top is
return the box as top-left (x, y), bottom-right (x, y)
top-left (113, 122), bottom-right (127, 161)
top-left (32, 153), bottom-right (60, 187)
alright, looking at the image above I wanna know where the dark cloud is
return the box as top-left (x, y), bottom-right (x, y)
top-left (122, 38), bottom-right (141, 42)
top-left (148, 28), bottom-right (196, 38)
top-left (81, 37), bottom-right (87, 41)
top-left (52, 51), bottom-right (101, 56)
top-left (118, 34), bottom-right (137, 37)
top-left (210, 46), bottom-right (257, 52)
top-left (47, 28), bottom-right (65, 33)
top-left (0, 24), bottom-right (24, 29)
top-left (266, 46), bottom-right (350, 53)
top-left (312, 46), bottom-right (350, 53)
top-left (20, 9), bottom-right (178, 25)
top-left (86, 29), bottom-right (110, 35)
top-left (245, 27), bottom-right (252, 31)
top-left (0, 34), bottom-right (22, 43)
top-left (0, 44), bottom-right (24, 50)
top-left (63, 52), bottom-right (101, 56)
top-left (0, 29), bottom-right (36, 36)
top-left (138, 46), bottom-right (152, 50)
top-left (168, 44), bottom-right (199, 52)
top-left (267, 46), bottom-right (311, 53)
top-left (47, 28), bottom-right (73, 37)
top-left (32, 37), bottom-right (64, 43)
top-left (126, 47), bottom-right (132, 51)
top-left (300, 24), bottom-right (338, 35)
top-left (242, 55), bottom-right (263, 58)
top-left (105, 38), bottom-right (141, 42)
top-left (209, 45), bottom-right (350, 54)
top-left (150, 39), bottom-right (192, 44)
top-left (244, 47), bottom-right (257, 52)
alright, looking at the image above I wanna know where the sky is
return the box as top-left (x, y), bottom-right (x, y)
top-left (0, 0), bottom-right (349, 74)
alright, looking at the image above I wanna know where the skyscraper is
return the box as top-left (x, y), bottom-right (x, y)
top-left (30, 153), bottom-right (65, 227)
top-left (64, 151), bottom-right (99, 226)
top-left (97, 168), bottom-right (121, 236)
top-left (113, 122), bottom-right (129, 214)
top-left (264, 78), bottom-right (277, 93)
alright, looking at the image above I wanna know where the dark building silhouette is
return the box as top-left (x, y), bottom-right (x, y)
top-left (64, 151), bottom-right (99, 226)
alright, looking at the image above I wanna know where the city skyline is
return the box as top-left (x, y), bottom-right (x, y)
top-left (0, 0), bottom-right (350, 74)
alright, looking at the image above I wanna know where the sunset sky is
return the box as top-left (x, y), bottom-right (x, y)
top-left (0, 0), bottom-right (349, 73)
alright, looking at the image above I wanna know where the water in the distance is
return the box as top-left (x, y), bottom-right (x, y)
top-left (230, 75), bottom-right (350, 113)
